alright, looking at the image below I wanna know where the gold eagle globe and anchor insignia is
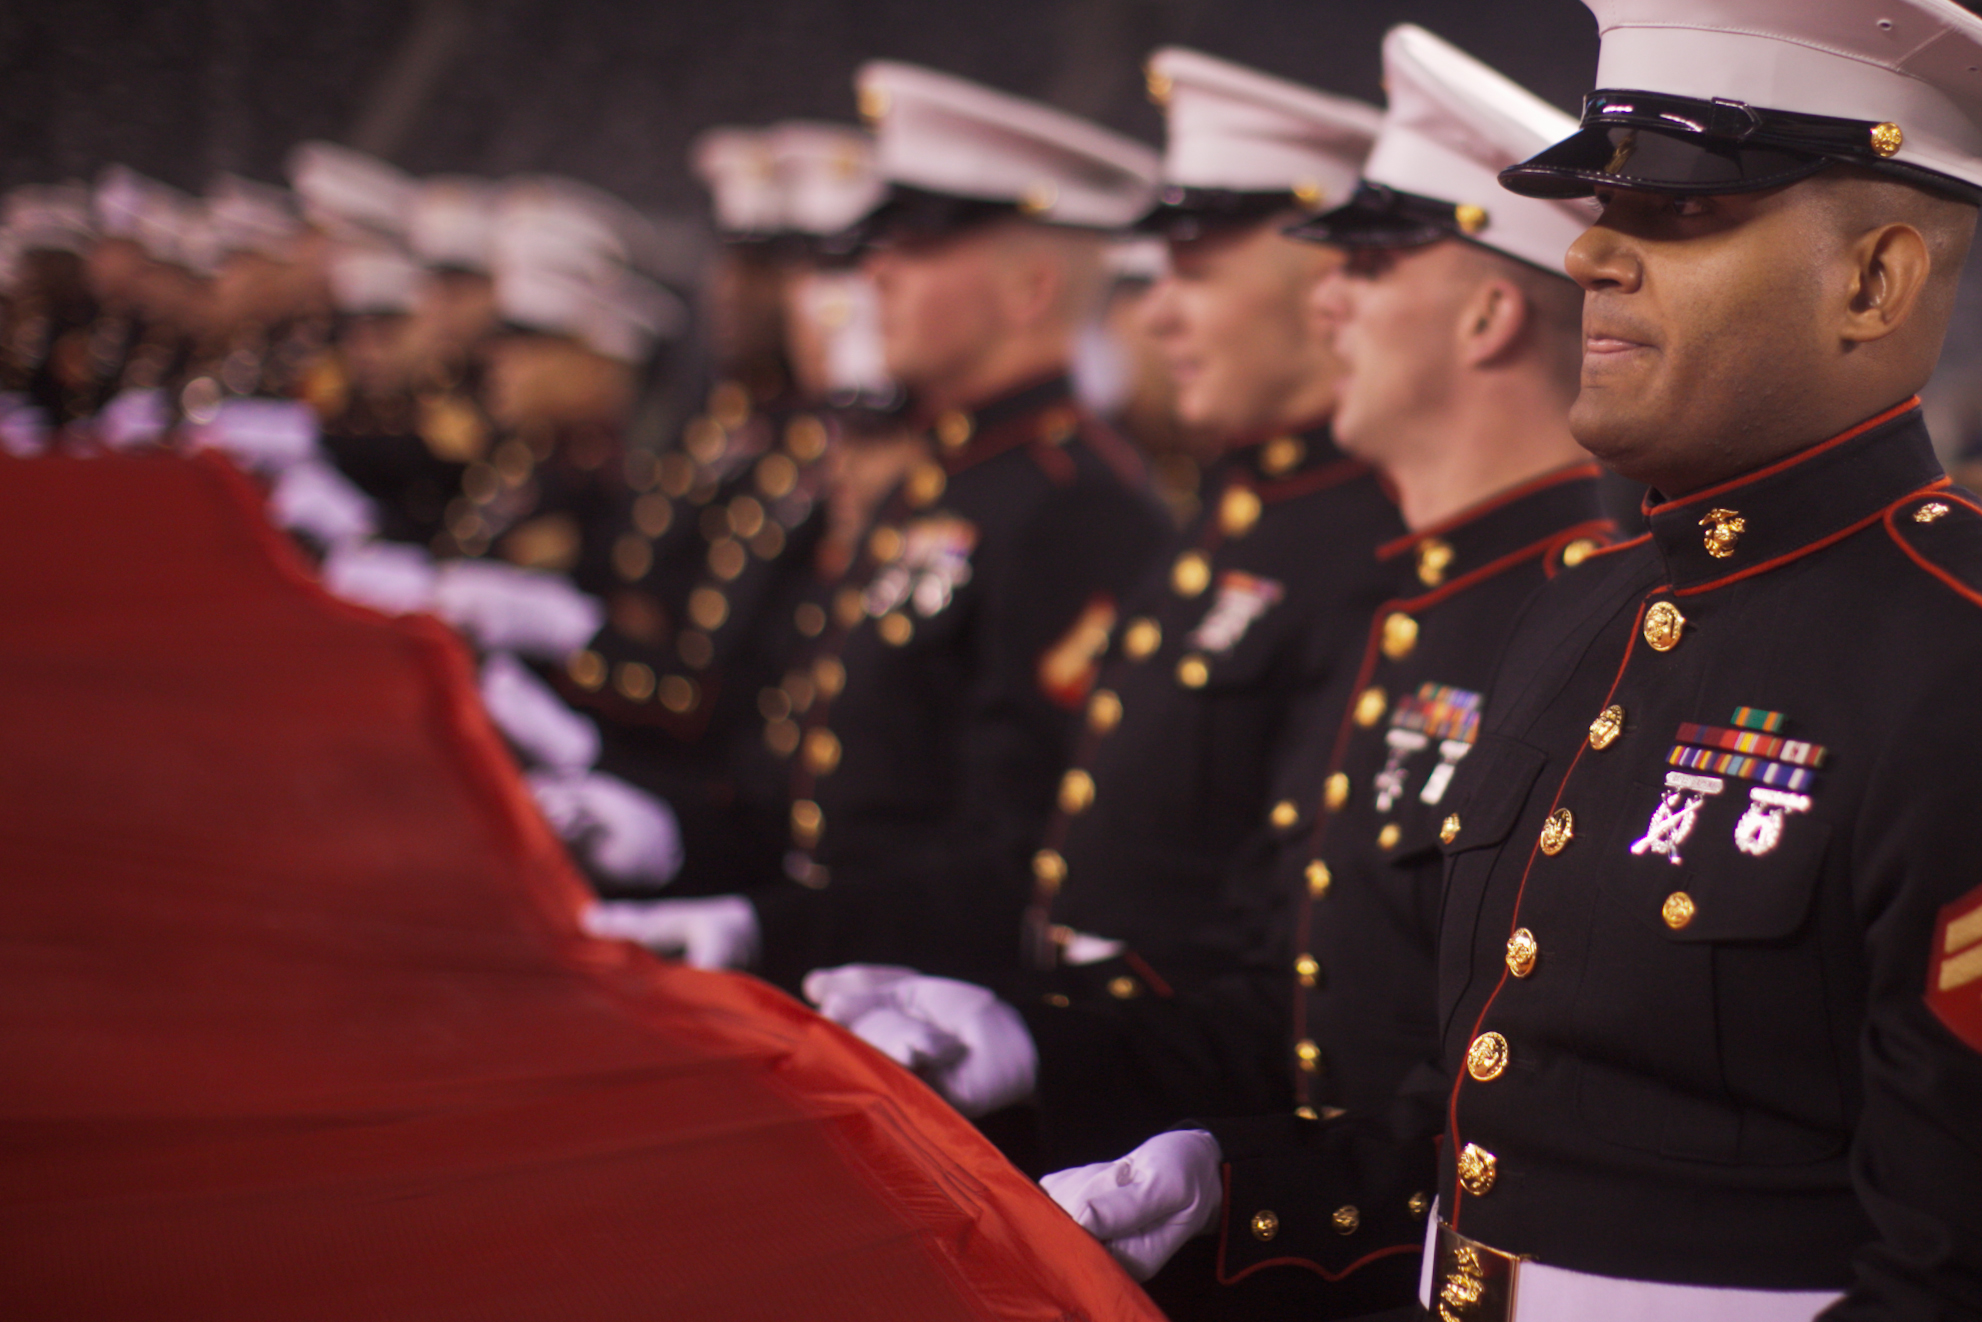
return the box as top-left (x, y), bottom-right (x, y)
top-left (1700, 507), bottom-right (1747, 559)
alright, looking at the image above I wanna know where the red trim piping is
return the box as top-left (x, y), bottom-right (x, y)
top-left (1884, 488), bottom-right (1982, 608)
top-left (1670, 479), bottom-right (1948, 596)
top-left (1646, 397), bottom-right (1920, 514)
top-left (1214, 1166), bottom-right (1422, 1285)
top-left (1377, 463), bottom-right (1604, 561)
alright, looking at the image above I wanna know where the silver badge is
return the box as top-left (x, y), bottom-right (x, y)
top-left (1630, 771), bottom-right (1724, 865)
top-left (1733, 787), bottom-right (1811, 857)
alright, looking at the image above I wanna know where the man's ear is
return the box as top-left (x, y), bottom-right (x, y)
top-left (998, 246), bottom-right (1065, 331)
top-left (1458, 278), bottom-right (1530, 368)
top-left (1840, 222), bottom-right (1931, 344)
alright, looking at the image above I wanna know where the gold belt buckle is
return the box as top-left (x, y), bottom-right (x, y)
top-left (1431, 1220), bottom-right (1528, 1322)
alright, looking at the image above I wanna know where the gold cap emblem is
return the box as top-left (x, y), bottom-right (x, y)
top-left (1454, 203), bottom-right (1488, 235)
top-left (1871, 121), bottom-right (1904, 158)
top-left (1700, 507), bottom-right (1746, 559)
top-left (1642, 600), bottom-right (1686, 652)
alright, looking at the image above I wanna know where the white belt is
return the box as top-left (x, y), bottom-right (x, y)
top-left (1417, 1201), bottom-right (1843, 1322)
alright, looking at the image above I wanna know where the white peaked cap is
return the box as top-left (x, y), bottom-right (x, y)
top-left (691, 127), bottom-right (785, 239)
top-left (497, 175), bottom-right (671, 278)
top-left (206, 174), bottom-right (301, 259)
top-left (1146, 47), bottom-right (1378, 207)
top-left (770, 121), bottom-right (885, 238)
top-left (408, 176), bottom-right (497, 272)
top-left (4, 182), bottom-right (94, 255)
top-left (286, 141), bottom-right (415, 242)
top-left (493, 259), bottom-right (685, 363)
top-left (855, 60), bottom-right (1159, 228)
top-left (1360, 25), bottom-right (1590, 272)
top-left (94, 166), bottom-right (206, 268)
top-left (1502, 0), bottom-right (1982, 200)
top-left (328, 243), bottom-right (420, 315)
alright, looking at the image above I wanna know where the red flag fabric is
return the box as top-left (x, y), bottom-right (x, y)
top-left (0, 452), bottom-right (1163, 1322)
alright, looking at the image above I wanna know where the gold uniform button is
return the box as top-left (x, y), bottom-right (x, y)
top-left (1306, 860), bottom-right (1332, 897)
top-left (1059, 768), bottom-right (1096, 815)
top-left (1466, 1031), bottom-right (1510, 1082)
top-left (1539, 807), bottom-right (1574, 855)
top-left (1261, 436), bottom-right (1305, 476)
top-left (708, 537), bottom-right (748, 581)
top-left (728, 495), bottom-right (767, 540)
top-left (1107, 975), bottom-right (1141, 1000)
top-left (878, 612), bottom-right (914, 646)
top-left (1250, 1210), bottom-right (1280, 1242)
top-left (677, 630), bottom-right (714, 670)
top-left (1270, 799), bottom-right (1300, 829)
top-left (1663, 891), bottom-right (1697, 930)
top-left (1033, 849), bottom-right (1068, 892)
top-left (935, 409), bottom-right (974, 450)
top-left (794, 602), bottom-right (827, 637)
top-left (906, 461), bottom-right (947, 508)
top-left (813, 655), bottom-right (846, 700)
top-left (755, 452), bottom-right (798, 500)
top-left (1505, 928), bottom-right (1538, 978)
top-left (567, 649), bottom-right (606, 690)
top-left (834, 586), bottom-right (866, 629)
top-left (1380, 612), bottom-right (1418, 660)
top-left (765, 719), bottom-right (800, 757)
top-left (1456, 1142), bottom-right (1497, 1196)
top-left (1559, 537), bottom-right (1599, 568)
top-left (689, 586), bottom-right (729, 632)
top-left (1353, 686), bottom-right (1388, 728)
top-left (613, 532), bottom-right (653, 583)
top-left (1171, 549), bottom-right (1212, 597)
top-left (1219, 485), bottom-right (1263, 537)
top-left (1332, 1205), bottom-right (1361, 1235)
top-left (785, 414), bottom-right (829, 462)
top-left (1177, 654), bottom-right (1210, 688)
top-left (1323, 772), bottom-right (1350, 813)
top-left (803, 727), bottom-right (842, 776)
top-left (1087, 689), bottom-right (1123, 735)
top-left (1408, 1191), bottom-right (1430, 1218)
top-left (1375, 823), bottom-right (1401, 851)
top-left (658, 675), bottom-right (699, 714)
top-left (1643, 600), bottom-right (1686, 652)
top-left (1295, 953), bottom-right (1319, 987)
top-left (791, 799), bottom-right (823, 847)
top-left (1295, 1105), bottom-right (1319, 1121)
top-left (1440, 814), bottom-right (1462, 845)
top-left (1588, 703), bottom-right (1625, 750)
top-left (1416, 537), bottom-right (1454, 587)
top-left (615, 661), bottom-right (656, 703)
top-left (1122, 617), bottom-right (1162, 660)
top-left (868, 526), bottom-right (904, 563)
top-left (758, 687), bottom-right (793, 722)
top-left (1295, 1038), bottom-right (1321, 1073)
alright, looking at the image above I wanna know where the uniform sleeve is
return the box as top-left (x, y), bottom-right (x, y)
top-left (1829, 674), bottom-right (1982, 1318)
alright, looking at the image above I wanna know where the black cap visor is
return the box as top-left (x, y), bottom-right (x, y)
top-left (1284, 181), bottom-right (1469, 250)
top-left (1130, 187), bottom-right (1306, 241)
top-left (843, 184), bottom-right (1024, 253)
top-left (1500, 89), bottom-right (1982, 204)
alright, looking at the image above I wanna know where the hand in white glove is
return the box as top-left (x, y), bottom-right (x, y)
top-left (320, 540), bottom-right (440, 615)
top-left (1040, 1129), bottom-right (1224, 1281)
top-left (803, 965), bottom-right (1038, 1117)
top-left (530, 770), bottom-right (683, 886)
top-left (582, 894), bottom-right (758, 969)
top-left (190, 398), bottom-right (320, 472)
top-left (433, 559), bottom-right (604, 660)
top-left (270, 459), bottom-right (379, 547)
top-left (481, 652), bottom-right (600, 771)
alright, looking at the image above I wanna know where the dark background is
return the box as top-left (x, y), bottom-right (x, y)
top-left (6, 0), bottom-right (1981, 448)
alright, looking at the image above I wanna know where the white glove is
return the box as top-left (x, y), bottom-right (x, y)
top-left (433, 559), bottom-right (604, 660)
top-left (804, 965), bottom-right (1038, 1117)
top-left (481, 651), bottom-right (600, 772)
top-left (96, 388), bottom-right (170, 450)
top-left (320, 540), bottom-right (440, 615)
top-left (270, 459), bottom-right (379, 547)
top-left (530, 770), bottom-right (683, 886)
top-left (189, 398), bottom-right (320, 472)
top-left (1040, 1129), bottom-right (1224, 1282)
top-left (583, 894), bottom-right (758, 969)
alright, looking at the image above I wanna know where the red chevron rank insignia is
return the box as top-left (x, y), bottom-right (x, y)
top-left (1928, 885), bottom-right (1982, 1053)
